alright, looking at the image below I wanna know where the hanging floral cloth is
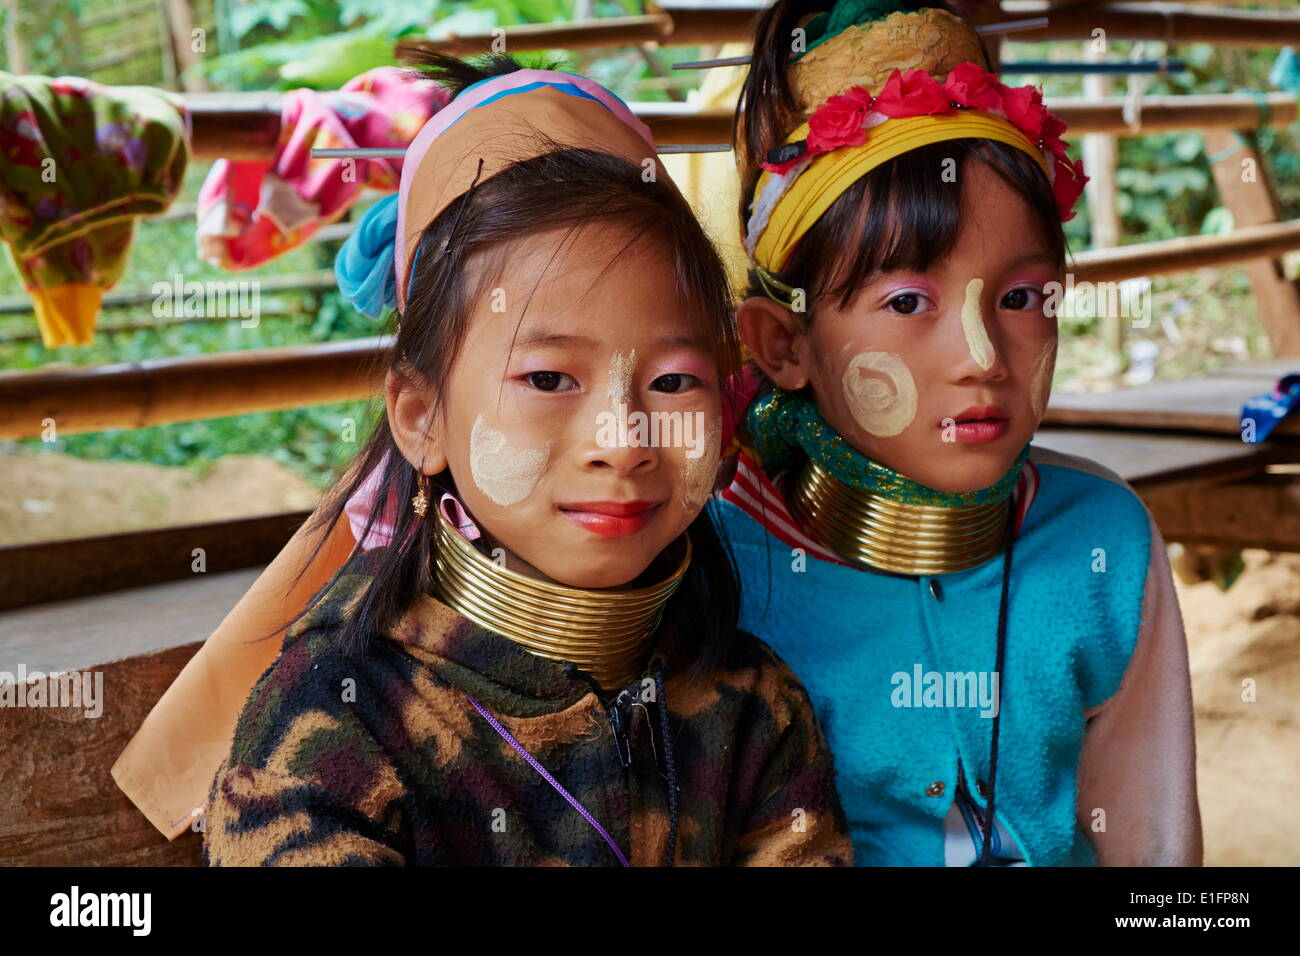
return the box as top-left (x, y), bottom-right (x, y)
top-left (0, 73), bottom-right (189, 347)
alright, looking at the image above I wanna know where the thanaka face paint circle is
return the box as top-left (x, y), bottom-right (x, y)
top-left (1029, 337), bottom-right (1057, 422)
top-left (841, 350), bottom-right (919, 438)
top-left (469, 414), bottom-right (550, 506)
top-left (681, 417), bottom-right (722, 509)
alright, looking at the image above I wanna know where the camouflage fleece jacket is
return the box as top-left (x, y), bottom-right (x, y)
top-left (202, 548), bottom-right (852, 866)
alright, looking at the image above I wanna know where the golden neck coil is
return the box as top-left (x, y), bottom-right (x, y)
top-left (786, 458), bottom-right (1012, 576)
top-left (430, 507), bottom-right (692, 690)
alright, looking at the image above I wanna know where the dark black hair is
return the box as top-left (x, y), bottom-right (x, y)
top-left (735, 0), bottom-right (1068, 320)
top-left (276, 53), bottom-right (742, 680)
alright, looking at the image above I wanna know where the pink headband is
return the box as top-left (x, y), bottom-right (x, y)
top-left (392, 69), bottom-right (656, 311)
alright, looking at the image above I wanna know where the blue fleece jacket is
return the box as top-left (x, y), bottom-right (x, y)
top-left (709, 445), bottom-right (1151, 865)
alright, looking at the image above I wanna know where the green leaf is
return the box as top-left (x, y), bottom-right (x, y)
top-left (231, 0), bottom-right (311, 38)
top-left (278, 35), bottom-right (398, 87)
top-left (1201, 207), bottom-right (1234, 235)
top-left (1172, 133), bottom-right (1203, 163)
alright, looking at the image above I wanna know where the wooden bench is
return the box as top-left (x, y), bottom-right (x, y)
top-left (1042, 360), bottom-right (1299, 437)
top-left (3, 412), bottom-right (1296, 865)
top-left (1041, 360), bottom-right (1300, 550)
top-left (0, 515), bottom-right (306, 866)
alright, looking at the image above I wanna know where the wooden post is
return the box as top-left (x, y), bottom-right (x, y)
top-left (159, 0), bottom-right (208, 92)
top-left (2, 0), bottom-right (27, 73)
top-left (1084, 38), bottom-right (1124, 377)
top-left (1204, 127), bottom-right (1300, 357)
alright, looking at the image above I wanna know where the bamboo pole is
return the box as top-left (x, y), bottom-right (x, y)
top-left (1070, 219), bottom-right (1300, 285)
top-left (395, 2), bottom-right (1300, 53)
top-left (178, 92), bottom-right (1298, 159)
top-left (0, 270), bottom-right (336, 314)
top-left (5, 222), bottom-right (1300, 439)
top-left (999, 1), bottom-right (1300, 47)
top-left (1083, 42), bottom-right (1124, 379)
top-left (397, 14), bottom-right (674, 57)
top-left (0, 337), bottom-right (389, 439)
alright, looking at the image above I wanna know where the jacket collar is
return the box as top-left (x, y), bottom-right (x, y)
top-left (300, 546), bottom-right (684, 716)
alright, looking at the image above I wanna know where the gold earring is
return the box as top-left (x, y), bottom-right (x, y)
top-left (411, 473), bottom-right (429, 517)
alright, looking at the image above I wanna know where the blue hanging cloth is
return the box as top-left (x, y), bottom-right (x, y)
top-left (1241, 374), bottom-right (1300, 443)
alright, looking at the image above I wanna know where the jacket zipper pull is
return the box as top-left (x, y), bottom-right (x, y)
top-left (606, 689), bottom-right (634, 768)
top-left (563, 662), bottom-right (635, 769)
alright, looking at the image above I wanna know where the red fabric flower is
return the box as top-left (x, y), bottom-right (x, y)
top-left (945, 62), bottom-right (1002, 111)
top-left (755, 63), bottom-right (1087, 219)
top-left (873, 68), bottom-right (953, 118)
top-left (806, 86), bottom-right (874, 153)
top-left (1052, 156), bottom-right (1089, 222)
top-left (999, 83), bottom-right (1051, 144)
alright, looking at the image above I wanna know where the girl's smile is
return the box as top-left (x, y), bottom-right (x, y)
top-left (559, 500), bottom-right (662, 538)
top-left (946, 404), bottom-right (1010, 444)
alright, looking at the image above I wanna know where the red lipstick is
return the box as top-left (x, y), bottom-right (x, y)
top-left (559, 500), bottom-right (660, 538)
top-left (947, 405), bottom-right (1010, 444)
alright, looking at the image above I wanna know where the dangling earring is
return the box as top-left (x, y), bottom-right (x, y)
top-left (411, 472), bottom-right (429, 517)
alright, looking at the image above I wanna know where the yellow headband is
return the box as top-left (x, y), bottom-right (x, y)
top-left (749, 110), bottom-right (1051, 278)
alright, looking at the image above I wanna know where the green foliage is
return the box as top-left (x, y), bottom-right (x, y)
top-left (6, 3), bottom-right (1295, 499)
top-left (0, 172), bottom-right (391, 489)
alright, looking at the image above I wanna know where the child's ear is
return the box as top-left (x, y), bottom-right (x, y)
top-left (736, 296), bottom-right (809, 391)
top-left (385, 367), bottom-right (448, 475)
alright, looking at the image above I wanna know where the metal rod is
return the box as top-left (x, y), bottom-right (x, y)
top-left (977, 16), bottom-right (1049, 37)
top-left (656, 143), bottom-right (731, 153)
top-left (672, 55), bottom-right (749, 70)
top-left (309, 148), bottom-right (406, 158)
top-left (1001, 59), bottom-right (1187, 75)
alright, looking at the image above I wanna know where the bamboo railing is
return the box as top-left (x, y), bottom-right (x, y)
top-left (5, 221), bottom-right (1300, 440)
top-left (184, 92), bottom-right (1299, 159)
top-left (6, 2), bottom-right (1300, 438)
top-left (394, 1), bottom-right (1300, 55)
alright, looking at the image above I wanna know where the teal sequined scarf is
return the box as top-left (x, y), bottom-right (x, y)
top-left (744, 387), bottom-right (1028, 507)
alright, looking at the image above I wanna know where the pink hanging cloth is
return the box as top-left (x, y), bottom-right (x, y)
top-left (196, 67), bottom-right (450, 269)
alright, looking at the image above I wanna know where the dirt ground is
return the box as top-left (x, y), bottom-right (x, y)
top-left (3, 450), bottom-right (1296, 865)
top-left (0, 449), bottom-right (321, 546)
top-left (1174, 548), bottom-right (1300, 866)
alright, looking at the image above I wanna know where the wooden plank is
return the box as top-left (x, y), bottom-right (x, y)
top-left (0, 567), bottom-right (263, 675)
top-left (185, 94), bottom-right (281, 162)
top-left (1033, 427), bottom-right (1286, 488)
top-left (1201, 360), bottom-right (1299, 380)
top-left (0, 511), bottom-right (309, 610)
top-left (1057, 93), bottom-right (1297, 136)
top-left (1204, 127), bottom-right (1300, 357)
top-left (1144, 474), bottom-right (1300, 552)
top-left (1042, 370), bottom-right (1299, 436)
top-left (0, 643), bottom-right (204, 865)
